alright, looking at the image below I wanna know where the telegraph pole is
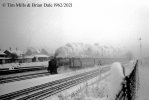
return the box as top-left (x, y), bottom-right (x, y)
top-left (139, 37), bottom-right (142, 64)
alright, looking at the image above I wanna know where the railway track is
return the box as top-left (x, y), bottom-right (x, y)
top-left (0, 72), bottom-right (50, 84)
top-left (0, 66), bottom-right (110, 84)
top-left (0, 69), bottom-right (100, 100)
top-left (0, 66), bottom-right (47, 75)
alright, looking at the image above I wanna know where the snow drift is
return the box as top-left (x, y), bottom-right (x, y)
top-left (109, 62), bottom-right (125, 99)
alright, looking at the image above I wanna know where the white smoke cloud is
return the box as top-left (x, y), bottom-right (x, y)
top-left (55, 43), bottom-right (125, 58)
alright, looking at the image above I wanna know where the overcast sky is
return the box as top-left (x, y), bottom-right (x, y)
top-left (0, 0), bottom-right (149, 57)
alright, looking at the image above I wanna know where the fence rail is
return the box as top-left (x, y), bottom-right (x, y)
top-left (116, 60), bottom-right (139, 100)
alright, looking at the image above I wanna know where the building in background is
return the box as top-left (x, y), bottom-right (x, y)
top-left (0, 51), bottom-right (11, 64)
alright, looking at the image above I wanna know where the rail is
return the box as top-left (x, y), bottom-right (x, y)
top-left (0, 65), bottom-right (110, 84)
top-left (0, 69), bottom-right (100, 100)
top-left (0, 66), bottom-right (47, 75)
top-left (0, 72), bottom-right (50, 84)
top-left (116, 60), bottom-right (139, 100)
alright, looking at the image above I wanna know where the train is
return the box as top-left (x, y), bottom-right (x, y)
top-left (56, 57), bottom-right (101, 68)
top-left (56, 57), bottom-right (129, 67)
top-left (0, 54), bottom-right (129, 75)
top-left (48, 57), bottom-right (130, 74)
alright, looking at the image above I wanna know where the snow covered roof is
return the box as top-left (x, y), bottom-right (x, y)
top-left (0, 51), bottom-right (5, 55)
top-left (24, 56), bottom-right (34, 59)
top-left (4, 50), bottom-right (24, 56)
top-left (12, 50), bottom-right (24, 55)
top-left (33, 54), bottom-right (49, 58)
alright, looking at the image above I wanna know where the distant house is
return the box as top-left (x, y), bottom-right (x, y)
top-left (0, 51), bottom-right (6, 57)
top-left (23, 55), bottom-right (34, 63)
top-left (0, 51), bottom-right (11, 64)
top-left (17, 54), bottom-right (49, 63)
top-left (4, 50), bottom-right (24, 57)
top-left (4, 50), bottom-right (25, 63)
top-left (0, 50), bottom-right (50, 64)
top-left (0, 57), bottom-right (11, 64)
top-left (32, 54), bottom-right (49, 62)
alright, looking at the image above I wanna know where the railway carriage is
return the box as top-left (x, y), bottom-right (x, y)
top-left (51, 57), bottom-right (129, 73)
top-left (56, 57), bottom-right (101, 69)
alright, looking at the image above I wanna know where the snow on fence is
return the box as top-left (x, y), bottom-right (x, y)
top-left (116, 60), bottom-right (139, 100)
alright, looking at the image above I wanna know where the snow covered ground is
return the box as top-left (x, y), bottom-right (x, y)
top-left (138, 63), bottom-right (149, 100)
top-left (46, 62), bottom-right (127, 100)
top-left (45, 69), bottom-right (110, 100)
top-left (1, 60), bottom-right (142, 100)
top-left (0, 66), bottom-right (100, 96)
top-left (47, 60), bottom-right (148, 100)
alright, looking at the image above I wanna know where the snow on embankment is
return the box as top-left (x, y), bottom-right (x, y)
top-left (0, 66), bottom-right (99, 96)
top-left (44, 66), bottom-right (110, 100)
top-left (77, 62), bottom-right (125, 100)
top-left (123, 59), bottom-right (137, 76)
top-left (109, 62), bottom-right (125, 99)
top-left (49, 61), bottom-right (135, 100)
